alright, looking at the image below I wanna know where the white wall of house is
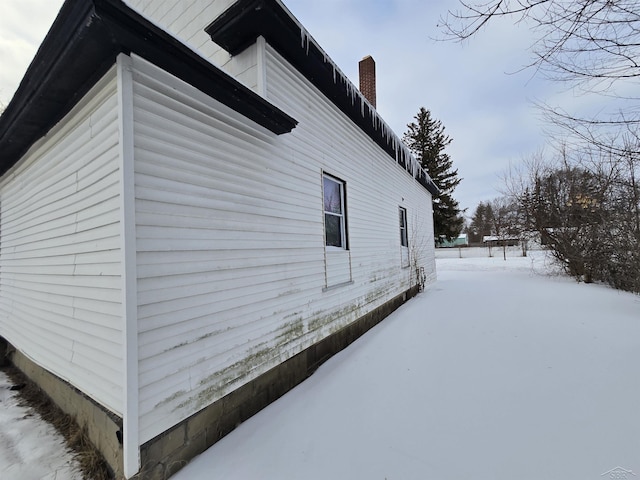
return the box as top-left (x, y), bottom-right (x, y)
top-left (0, 69), bottom-right (125, 415)
top-left (131, 43), bottom-right (435, 443)
top-left (124, 0), bottom-right (260, 91)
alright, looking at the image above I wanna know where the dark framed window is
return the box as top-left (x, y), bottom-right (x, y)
top-left (323, 174), bottom-right (347, 249)
top-left (399, 207), bottom-right (408, 247)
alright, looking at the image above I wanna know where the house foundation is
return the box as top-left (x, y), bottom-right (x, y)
top-left (2, 341), bottom-right (124, 478)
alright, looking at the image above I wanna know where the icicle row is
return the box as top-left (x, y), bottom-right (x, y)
top-left (294, 21), bottom-right (433, 190)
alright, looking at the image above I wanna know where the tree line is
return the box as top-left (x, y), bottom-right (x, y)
top-left (467, 144), bottom-right (640, 293)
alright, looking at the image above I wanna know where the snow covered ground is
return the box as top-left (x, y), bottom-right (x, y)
top-left (1, 249), bottom-right (638, 480)
top-left (0, 372), bottom-right (82, 480)
top-left (174, 249), bottom-right (640, 480)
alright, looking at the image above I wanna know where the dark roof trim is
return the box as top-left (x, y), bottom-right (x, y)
top-left (0, 0), bottom-right (297, 175)
top-left (206, 0), bottom-right (439, 196)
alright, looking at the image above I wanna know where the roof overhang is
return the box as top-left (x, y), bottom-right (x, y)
top-left (0, 0), bottom-right (298, 176)
top-left (206, 0), bottom-right (439, 196)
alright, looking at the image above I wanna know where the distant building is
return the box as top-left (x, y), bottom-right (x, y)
top-left (483, 235), bottom-right (520, 247)
top-left (437, 233), bottom-right (469, 248)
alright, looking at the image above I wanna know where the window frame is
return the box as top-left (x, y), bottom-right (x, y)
top-left (399, 206), bottom-right (408, 248)
top-left (323, 173), bottom-right (348, 250)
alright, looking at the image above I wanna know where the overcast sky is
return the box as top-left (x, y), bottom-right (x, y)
top-left (0, 0), bottom-right (572, 215)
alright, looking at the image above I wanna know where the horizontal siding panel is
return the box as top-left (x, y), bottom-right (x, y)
top-left (134, 153), bottom-right (318, 213)
top-left (325, 250), bottom-right (352, 286)
top-left (138, 291), bottom-right (309, 358)
top-left (0, 71), bottom-right (124, 415)
top-left (136, 225), bottom-right (318, 247)
top-left (0, 287), bottom-right (121, 335)
top-left (135, 210), bottom-right (320, 236)
top-left (137, 259), bottom-right (318, 294)
top-left (2, 231), bottom-right (121, 259)
top-left (3, 178), bottom-right (117, 242)
top-left (137, 267), bottom-right (323, 326)
top-left (1, 127), bottom-right (119, 224)
top-left (136, 250), bottom-right (320, 280)
top-left (135, 181), bottom-right (319, 226)
top-left (2, 205), bottom-right (120, 249)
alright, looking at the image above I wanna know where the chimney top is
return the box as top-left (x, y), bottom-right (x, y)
top-left (359, 55), bottom-right (376, 109)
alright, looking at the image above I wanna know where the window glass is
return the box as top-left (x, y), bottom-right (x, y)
top-left (323, 177), bottom-right (342, 214)
top-left (324, 214), bottom-right (343, 247)
top-left (323, 174), bottom-right (347, 249)
top-left (399, 207), bottom-right (408, 247)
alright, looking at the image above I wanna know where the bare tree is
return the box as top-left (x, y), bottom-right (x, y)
top-left (441, 1), bottom-right (640, 86)
top-left (441, 0), bottom-right (640, 154)
top-left (502, 144), bottom-right (640, 292)
top-left (486, 197), bottom-right (522, 260)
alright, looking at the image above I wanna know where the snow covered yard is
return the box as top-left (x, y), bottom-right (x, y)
top-left (0, 372), bottom-right (82, 480)
top-left (173, 250), bottom-right (640, 480)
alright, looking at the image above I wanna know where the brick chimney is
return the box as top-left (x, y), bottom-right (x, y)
top-left (359, 55), bottom-right (376, 108)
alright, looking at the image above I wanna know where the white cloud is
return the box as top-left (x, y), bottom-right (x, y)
top-left (0, 0), bottom-right (64, 105)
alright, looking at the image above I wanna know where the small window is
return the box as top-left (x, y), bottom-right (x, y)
top-left (323, 174), bottom-right (347, 249)
top-left (399, 207), bottom-right (408, 247)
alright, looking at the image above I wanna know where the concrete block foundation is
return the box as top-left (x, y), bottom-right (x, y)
top-left (4, 346), bottom-right (124, 478)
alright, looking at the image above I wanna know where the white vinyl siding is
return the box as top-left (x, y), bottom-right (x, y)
top-left (123, 0), bottom-right (260, 91)
top-left (130, 43), bottom-right (435, 443)
top-left (130, 55), bottom-right (326, 443)
top-left (0, 70), bottom-right (124, 414)
top-left (264, 43), bottom-right (436, 292)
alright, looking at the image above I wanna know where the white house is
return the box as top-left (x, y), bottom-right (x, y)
top-left (0, 0), bottom-right (438, 477)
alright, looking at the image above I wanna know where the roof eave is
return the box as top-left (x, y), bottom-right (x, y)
top-left (0, 0), bottom-right (297, 175)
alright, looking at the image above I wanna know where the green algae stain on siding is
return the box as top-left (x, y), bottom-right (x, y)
top-left (165, 288), bottom-right (398, 414)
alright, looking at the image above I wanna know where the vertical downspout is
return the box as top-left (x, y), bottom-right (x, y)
top-left (117, 53), bottom-right (140, 478)
top-left (256, 35), bottom-right (267, 97)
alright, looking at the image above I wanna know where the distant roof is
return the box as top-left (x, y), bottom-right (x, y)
top-left (0, 0), bottom-right (297, 175)
top-left (206, 0), bottom-right (439, 196)
top-left (437, 234), bottom-right (469, 248)
top-left (483, 236), bottom-right (519, 242)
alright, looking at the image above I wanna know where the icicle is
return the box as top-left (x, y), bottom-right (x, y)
top-left (300, 26), bottom-right (310, 55)
top-left (345, 81), bottom-right (356, 106)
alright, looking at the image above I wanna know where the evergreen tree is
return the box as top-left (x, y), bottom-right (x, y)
top-left (404, 107), bottom-right (463, 243)
top-left (468, 201), bottom-right (497, 243)
top-left (469, 202), bottom-right (486, 243)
